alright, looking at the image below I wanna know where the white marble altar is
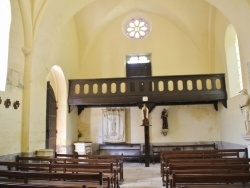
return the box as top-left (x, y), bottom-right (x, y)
top-left (74, 142), bottom-right (92, 155)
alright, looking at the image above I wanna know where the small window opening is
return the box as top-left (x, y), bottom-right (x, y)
top-left (126, 54), bottom-right (151, 64)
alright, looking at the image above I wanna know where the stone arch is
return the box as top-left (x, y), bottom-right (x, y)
top-left (48, 65), bottom-right (67, 153)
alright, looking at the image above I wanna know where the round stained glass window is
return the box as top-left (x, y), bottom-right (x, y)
top-left (125, 18), bottom-right (150, 40)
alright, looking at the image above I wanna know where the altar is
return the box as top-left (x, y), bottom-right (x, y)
top-left (74, 142), bottom-right (92, 155)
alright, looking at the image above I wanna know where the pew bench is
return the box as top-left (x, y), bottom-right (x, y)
top-left (16, 156), bottom-right (65, 164)
top-left (16, 155), bottom-right (121, 186)
top-left (160, 148), bottom-right (248, 165)
top-left (97, 144), bottom-right (141, 163)
top-left (152, 143), bottom-right (216, 163)
top-left (55, 153), bottom-right (124, 183)
top-left (0, 181), bottom-right (81, 188)
top-left (171, 173), bottom-right (250, 188)
top-left (50, 163), bottom-right (117, 188)
top-left (0, 160), bottom-right (116, 188)
top-left (0, 170), bottom-right (106, 187)
top-left (160, 148), bottom-right (248, 179)
top-left (167, 163), bottom-right (250, 188)
top-left (165, 157), bottom-right (250, 165)
top-left (0, 161), bottom-right (118, 187)
top-left (163, 158), bottom-right (250, 185)
top-left (160, 148), bottom-right (248, 160)
top-left (62, 157), bottom-right (121, 183)
top-left (175, 184), bottom-right (250, 188)
top-left (0, 180), bottom-right (105, 188)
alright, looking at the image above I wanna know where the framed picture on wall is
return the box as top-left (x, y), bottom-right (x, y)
top-left (102, 108), bottom-right (126, 143)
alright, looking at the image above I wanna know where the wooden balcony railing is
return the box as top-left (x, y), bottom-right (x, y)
top-left (68, 74), bottom-right (227, 114)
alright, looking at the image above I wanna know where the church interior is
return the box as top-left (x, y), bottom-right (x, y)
top-left (1, 0), bottom-right (250, 187)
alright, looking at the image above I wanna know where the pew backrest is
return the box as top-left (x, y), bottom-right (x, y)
top-left (0, 170), bottom-right (103, 185)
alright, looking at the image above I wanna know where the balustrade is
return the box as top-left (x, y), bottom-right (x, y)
top-left (68, 74), bottom-right (227, 113)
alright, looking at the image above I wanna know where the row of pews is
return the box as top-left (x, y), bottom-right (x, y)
top-left (160, 148), bottom-right (250, 188)
top-left (151, 143), bottom-right (216, 163)
top-left (0, 153), bottom-right (124, 188)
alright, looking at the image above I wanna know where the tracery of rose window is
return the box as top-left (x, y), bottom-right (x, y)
top-left (125, 18), bottom-right (150, 40)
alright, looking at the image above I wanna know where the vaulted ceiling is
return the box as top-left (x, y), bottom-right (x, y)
top-left (74, 0), bottom-right (214, 65)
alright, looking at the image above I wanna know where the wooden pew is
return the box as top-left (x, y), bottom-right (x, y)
top-left (16, 156), bottom-right (121, 174)
top-left (165, 157), bottom-right (250, 165)
top-left (0, 170), bottom-right (105, 188)
top-left (16, 156), bottom-right (65, 164)
top-left (160, 148), bottom-right (248, 187)
top-left (54, 153), bottom-right (124, 183)
top-left (171, 173), bottom-right (250, 188)
top-left (164, 158), bottom-right (250, 186)
top-left (168, 163), bottom-right (250, 188)
top-left (16, 156), bottom-right (120, 169)
top-left (85, 155), bottom-right (123, 183)
top-left (160, 148), bottom-right (248, 179)
top-left (54, 158), bottom-right (119, 187)
top-left (5, 159), bottom-right (116, 188)
top-left (0, 161), bottom-right (51, 172)
top-left (97, 144), bottom-right (141, 163)
top-left (160, 148), bottom-right (248, 163)
top-left (0, 182), bottom-right (82, 187)
top-left (175, 184), bottom-right (250, 188)
top-left (152, 143), bottom-right (216, 163)
top-left (161, 153), bottom-right (233, 183)
top-left (50, 163), bottom-right (116, 188)
top-left (0, 183), bottom-right (52, 187)
top-left (3, 159), bottom-right (116, 187)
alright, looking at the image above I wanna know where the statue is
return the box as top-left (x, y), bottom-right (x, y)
top-left (239, 89), bottom-right (250, 135)
top-left (141, 104), bottom-right (149, 126)
top-left (161, 108), bottom-right (168, 129)
top-left (161, 108), bottom-right (168, 136)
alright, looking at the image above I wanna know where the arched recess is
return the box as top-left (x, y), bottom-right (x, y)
top-left (48, 65), bottom-right (67, 153)
top-left (225, 24), bottom-right (243, 98)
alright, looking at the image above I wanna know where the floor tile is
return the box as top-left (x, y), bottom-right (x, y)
top-left (120, 163), bottom-right (164, 188)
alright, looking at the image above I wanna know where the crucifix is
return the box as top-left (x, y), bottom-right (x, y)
top-left (140, 104), bottom-right (152, 167)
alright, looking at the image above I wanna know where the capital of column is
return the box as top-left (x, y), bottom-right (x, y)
top-left (22, 47), bottom-right (31, 55)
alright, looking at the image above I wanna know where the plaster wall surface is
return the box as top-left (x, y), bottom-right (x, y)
top-left (78, 105), bottom-right (220, 144)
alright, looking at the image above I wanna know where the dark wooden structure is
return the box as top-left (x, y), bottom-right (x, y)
top-left (68, 73), bottom-right (227, 167)
top-left (68, 74), bottom-right (227, 114)
top-left (97, 143), bottom-right (141, 163)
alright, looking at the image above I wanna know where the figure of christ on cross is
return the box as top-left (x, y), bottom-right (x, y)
top-left (141, 104), bottom-right (149, 126)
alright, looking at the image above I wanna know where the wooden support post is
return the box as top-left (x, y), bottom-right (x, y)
top-left (144, 125), bottom-right (150, 167)
top-left (140, 103), bottom-right (152, 167)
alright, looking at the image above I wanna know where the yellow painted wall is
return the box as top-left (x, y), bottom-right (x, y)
top-left (210, 0), bottom-right (250, 146)
top-left (78, 105), bottom-right (220, 144)
top-left (78, 11), bottom-right (210, 78)
top-left (0, 0), bottom-right (24, 155)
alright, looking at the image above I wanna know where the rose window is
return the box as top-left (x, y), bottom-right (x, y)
top-left (125, 18), bottom-right (150, 40)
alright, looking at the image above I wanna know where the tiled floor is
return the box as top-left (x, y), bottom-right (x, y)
top-left (120, 162), bottom-right (164, 188)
